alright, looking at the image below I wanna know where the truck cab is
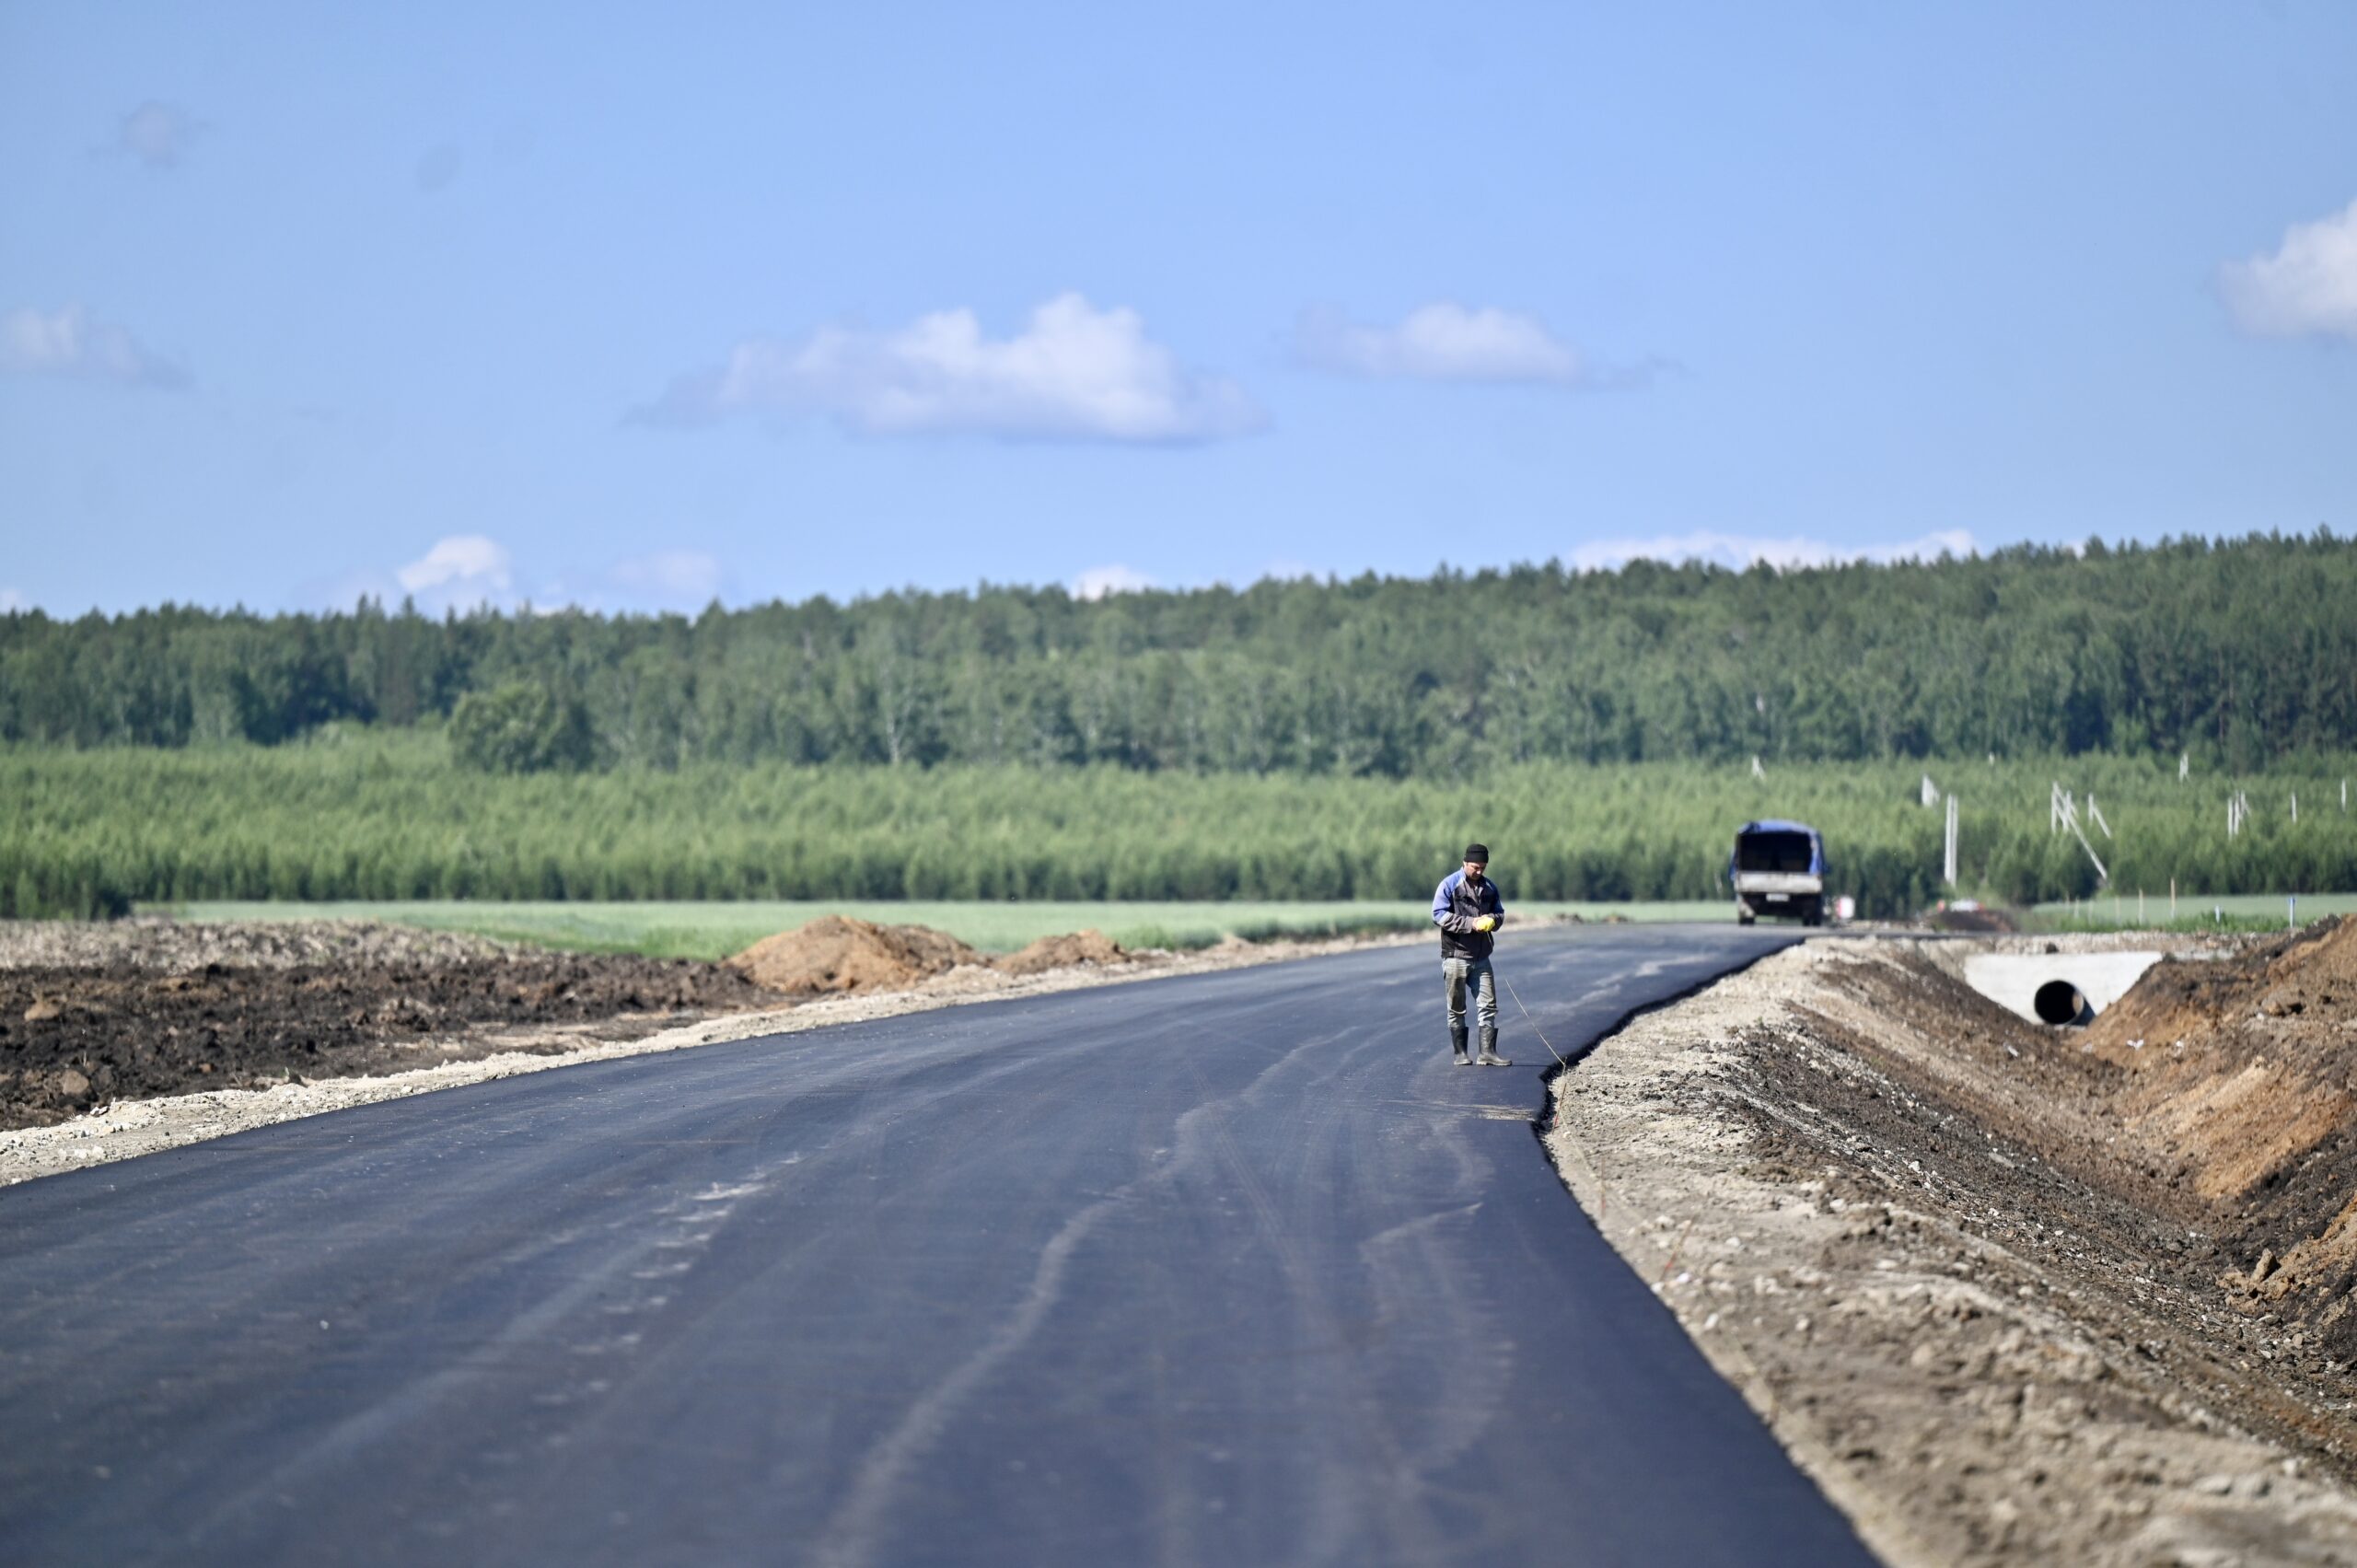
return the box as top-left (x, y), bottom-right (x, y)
top-left (1730, 819), bottom-right (1827, 926)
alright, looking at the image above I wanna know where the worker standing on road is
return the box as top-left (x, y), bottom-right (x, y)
top-left (1432, 843), bottom-right (1511, 1067)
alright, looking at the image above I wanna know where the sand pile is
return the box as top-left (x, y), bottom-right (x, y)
top-left (2084, 916), bottom-right (2357, 1353)
top-left (995, 930), bottom-right (1130, 977)
top-left (726, 917), bottom-right (985, 997)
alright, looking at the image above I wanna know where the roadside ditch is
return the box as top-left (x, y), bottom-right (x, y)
top-left (1545, 922), bottom-right (2357, 1568)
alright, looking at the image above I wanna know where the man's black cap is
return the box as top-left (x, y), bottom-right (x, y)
top-left (1464, 843), bottom-right (1489, 864)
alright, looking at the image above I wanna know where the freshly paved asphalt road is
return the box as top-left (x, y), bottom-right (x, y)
top-left (0, 924), bottom-right (1876, 1568)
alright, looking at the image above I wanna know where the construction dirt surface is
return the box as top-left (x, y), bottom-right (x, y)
top-left (0, 916), bottom-right (1417, 1186)
top-left (1549, 921), bottom-right (2357, 1568)
top-left (726, 914), bottom-right (989, 995)
top-left (0, 920), bottom-right (779, 1128)
top-left (0, 915), bottom-right (1167, 1130)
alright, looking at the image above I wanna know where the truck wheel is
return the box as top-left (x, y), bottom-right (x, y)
top-left (1801, 899), bottom-right (1823, 927)
top-left (1736, 909), bottom-right (1755, 926)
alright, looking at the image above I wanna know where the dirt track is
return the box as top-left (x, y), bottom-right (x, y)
top-left (1549, 927), bottom-right (2357, 1568)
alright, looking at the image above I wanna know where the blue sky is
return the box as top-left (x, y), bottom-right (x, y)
top-left (3, 1), bottom-right (2351, 617)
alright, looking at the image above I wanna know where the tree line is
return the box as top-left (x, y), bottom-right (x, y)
top-left (4, 531), bottom-right (2352, 774)
top-left (6, 733), bottom-right (2350, 918)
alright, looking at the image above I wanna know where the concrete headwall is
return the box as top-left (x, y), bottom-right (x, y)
top-left (1962, 952), bottom-right (2163, 1025)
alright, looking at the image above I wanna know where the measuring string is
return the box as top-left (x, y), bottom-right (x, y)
top-left (1499, 961), bottom-right (1608, 1218)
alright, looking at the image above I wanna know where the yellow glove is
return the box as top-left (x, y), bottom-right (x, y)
top-left (1473, 915), bottom-right (1497, 933)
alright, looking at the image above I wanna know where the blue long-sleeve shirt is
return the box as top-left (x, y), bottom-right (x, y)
top-left (1431, 869), bottom-right (1505, 960)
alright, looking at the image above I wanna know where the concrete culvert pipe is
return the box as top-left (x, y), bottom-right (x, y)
top-left (1963, 952), bottom-right (2158, 1027)
top-left (2033, 979), bottom-right (2093, 1027)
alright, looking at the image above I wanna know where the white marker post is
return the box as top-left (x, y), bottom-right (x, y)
top-left (1943, 795), bottom-right (1959, 887)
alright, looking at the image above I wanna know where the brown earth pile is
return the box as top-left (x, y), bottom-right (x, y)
top-left (0, 948), bottom-right (775, 1129)
top-left (2081, 915), bottom-right (2357, 1355)
top-left (726, 916), bottom-right (984, 996)
top-left (994, 929), bottom-right (1130, 977)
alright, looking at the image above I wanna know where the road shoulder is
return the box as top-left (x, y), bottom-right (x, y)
top-left (1545, 937), bottom-right (2357, 1568)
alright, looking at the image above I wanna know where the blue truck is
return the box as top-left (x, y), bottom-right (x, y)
top-left (1729, 819), bottom-right (1827, 926)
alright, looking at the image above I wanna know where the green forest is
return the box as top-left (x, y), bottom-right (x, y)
top-left (7, 534), bottom-right (2353, 919)
top-left (5, 532), bottom-right (2353, 772)
top-left (6, 732), bottom-right (2351, 919)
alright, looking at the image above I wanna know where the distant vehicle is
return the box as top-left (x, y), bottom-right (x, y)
top-left (1730, 819), bottom-right (1827, 926)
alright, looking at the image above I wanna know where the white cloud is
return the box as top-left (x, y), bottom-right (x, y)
top-left (1, 305), bottom-right (189, 389)
top-left (635, 293), bottom-right (1262, 443)
top-left (1571, 528), bottom-right (1980, 574)
top-left (110, 101), bottom-right (206, 169)
top-left (1070, 564), bottom-right (1156, 599)
top-left (0, 587), bottom-right (25, 613)
top-left (397, 534), bottom-right (513, 604)
top-left (1295, 303), bottom-right (1584, 383)
top-left (2220, 198), bottom-right (2357, 343)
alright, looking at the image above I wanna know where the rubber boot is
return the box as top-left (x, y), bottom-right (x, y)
top-left (1476, 1025), bottom-right (1511, 1067)
top-left (1450, 1023), bottom-right (1471, 1065)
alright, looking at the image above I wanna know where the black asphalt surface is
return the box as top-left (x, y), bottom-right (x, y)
top-left (0, 924), bottom-right (1876, 1568)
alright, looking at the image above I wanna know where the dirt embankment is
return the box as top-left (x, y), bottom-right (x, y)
top-left (1, 921), bottom-right (775, 1127)
top-left (727, 915), bottom-right (988, 994)
top-left (726, 915), bottom-right (1136, 993)
top-left (1549, 926), bottom-right (2357, 1568)
top-left (3, 915), bottom-right (1153, 1129)
top-left (2080, 918), bottom-right (2357, 1352)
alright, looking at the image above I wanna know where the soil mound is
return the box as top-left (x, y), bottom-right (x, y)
top-left (727, 917), bottom-right (983, 997)
top-left (0, 953), bottom-right (772, 1128)
top-left (2093, 914), bottom-right (2353, 1063)
top-left (994, 930), bottom-right (1130, 978)
top-left (2082, 916), bottom-right (2357, 1348)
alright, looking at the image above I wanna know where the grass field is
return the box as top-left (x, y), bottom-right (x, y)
top-left (2030, 891), bottom-right (2357, 935)
top-left (159, 899), bottom-right (1738, 959)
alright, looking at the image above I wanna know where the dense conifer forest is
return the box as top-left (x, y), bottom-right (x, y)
top-left (7, 534), bottom-right (2352, 917)
top-left (6, 532), bottom-right (2351, 773)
